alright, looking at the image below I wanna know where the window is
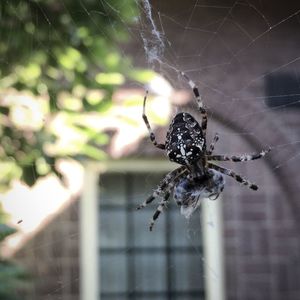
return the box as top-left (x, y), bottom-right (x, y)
top-left (98, 172), bottom-right (205, 300)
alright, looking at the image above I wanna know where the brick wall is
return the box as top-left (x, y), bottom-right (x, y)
top-left (13, 199), bottom-right (80, 300)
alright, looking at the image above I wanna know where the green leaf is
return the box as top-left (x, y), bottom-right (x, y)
top-left (21, 164), bottom-right (39, 187)
top-left (79, 143), bottom-right (106, 160)
top-left (129, 69), bottom-right (156, 83)
top-left (0, 224), bottom-right (16, 242)
top-left (95, 72), bottom-right (125, 85)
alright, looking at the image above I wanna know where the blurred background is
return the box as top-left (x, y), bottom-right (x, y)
top-left (0, 1), bottom-right (300, 300)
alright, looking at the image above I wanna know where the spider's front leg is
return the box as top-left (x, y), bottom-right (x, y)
top-left (142, 90), bottom-right (165, 150)
top-left (180, 71), bottom-right (208, 141)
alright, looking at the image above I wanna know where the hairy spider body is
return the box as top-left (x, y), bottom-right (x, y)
top-left (138, 71), bottom-right (270, 231)
top-left (174, 169), bottom-right (225, 206)
top-left (174, 169), bottom-right (225, 219)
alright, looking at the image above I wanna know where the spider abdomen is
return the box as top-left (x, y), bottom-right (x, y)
top-left (165, 112), bottom-right (205, 165)
top-left (174, 169), bottom-right (225, 219)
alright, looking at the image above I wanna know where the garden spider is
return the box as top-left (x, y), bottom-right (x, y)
top-left (137, 71), bottom-right (270, 231)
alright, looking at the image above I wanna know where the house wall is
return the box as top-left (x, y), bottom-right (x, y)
top-left (13, 198), bottom-right (80, 300)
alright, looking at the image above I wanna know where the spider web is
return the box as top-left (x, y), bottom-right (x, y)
top-left (136, 1), bottom-right (300, 299)
top-left (137, 0), bottom-right (300, 194)
top-left (1, 0), bottom-right (300, 299)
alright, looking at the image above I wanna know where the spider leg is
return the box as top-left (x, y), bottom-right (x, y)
top-left (180, 71), bottom-right (208, 139)
top-left (142, 90), bottom-right (165, 150)
top-left (136, 194), bottom-right (156, 210)
top-left (136, 166), bottom-right (186, 210)
top-left (207, 148), bottom-right (270, 162)
top-left (149, 169), bottom-right (188, 231)
top-left (206, 133), bottom-right (219, 155)
top-left (137, 167), bottom-right (188, 231)
top-left (149, 191), bottom-right (171, 231)
top-left (208, 163), bottom-right (258, 190)
top-left (158, 166), bottom-right (187, 194)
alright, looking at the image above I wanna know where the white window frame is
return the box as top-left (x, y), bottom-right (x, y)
top-left (80, 159), bottom-right (225, 300)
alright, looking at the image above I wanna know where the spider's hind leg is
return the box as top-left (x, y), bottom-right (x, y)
top-left (208, 163), bottom-right (258, 190)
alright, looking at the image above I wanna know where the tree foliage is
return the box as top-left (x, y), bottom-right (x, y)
top-left (0, 1), bottom-right (159, 296)
top-left (0, 0), bottom-right (154, 191)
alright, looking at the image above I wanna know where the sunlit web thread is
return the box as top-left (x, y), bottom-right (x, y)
top-left (139, 0), bottom-right (165, 65)
top-left (237, 56), bottom-right (300, 92)
top-left (272, 152), bottom-right (300, 171)
top-left (232, 99), bottom-right (300, 120)
top-left (230, 93), bottom-right (300, 102)
top-left (186, 222), bottom-right (220, 281)
top-left (229, 8), bottom-right (300, 63)
top-left (236, 1), bottom-right (271, 29)
top-left (195, 0), bottom-right (239, 58)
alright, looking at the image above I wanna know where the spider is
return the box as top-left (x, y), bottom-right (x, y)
top-left (137, 71), bottom-right (270, 231)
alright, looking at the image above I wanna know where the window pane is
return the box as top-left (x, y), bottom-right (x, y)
top-left (138, 297), bottom-right (166, 300)
top-left (172, 253), bottom-right (204, 292)
top-left (99, 172), bottom-right (205, 299)
top-left (131, 173), bottom-right (165, 206)
top-left (100, 253), bottom-right (127, 293)
top-left (100, 211), bottom-right (127, 248)
top-left (134, 253), bottom-right (166, 292)
top-left (133, 209), bottom-right (166, 247)
top-left (101, 296), bottom-right (127, 300)
top-left (170, 209), bottom-right (202, 248)
top-left (99, 173), bottom-right (126, 205)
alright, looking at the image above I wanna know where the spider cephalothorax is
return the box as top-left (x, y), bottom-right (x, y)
top-left (165, 112), bottom-right (205, 166)
top-left (138, 71), bottom-right (270, 231)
